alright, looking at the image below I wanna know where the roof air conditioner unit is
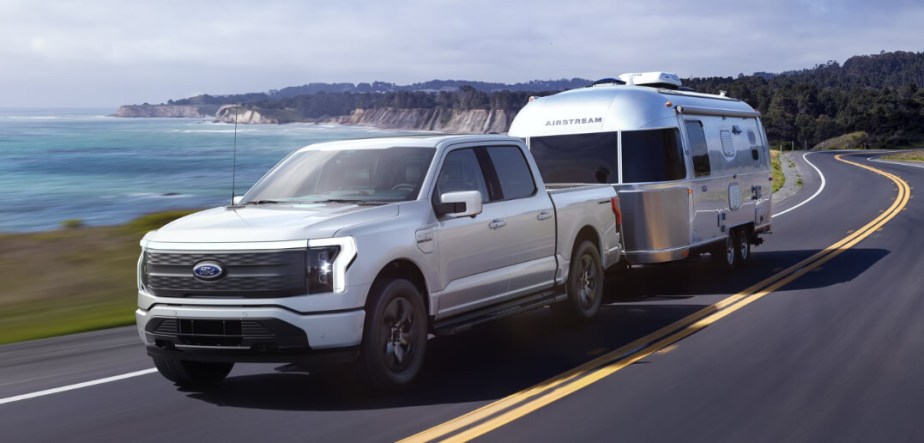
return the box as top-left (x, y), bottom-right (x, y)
top-left (618, 72), bottom-right (682, 89)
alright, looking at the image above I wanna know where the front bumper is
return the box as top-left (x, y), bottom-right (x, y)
top-left (136, 304), bottom-right (365, 364)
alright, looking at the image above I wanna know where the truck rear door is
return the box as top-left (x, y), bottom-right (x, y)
top-left (482, 145), bottom-right (556, 298)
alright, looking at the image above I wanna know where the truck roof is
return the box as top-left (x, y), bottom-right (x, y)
top-left (296, 134), bottom-right (521, 153)
top-left (508, 84), bottom-right (760, 137)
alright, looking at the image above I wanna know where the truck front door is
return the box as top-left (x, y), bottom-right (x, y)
top-left (432, 147), bottom-right (511, 318)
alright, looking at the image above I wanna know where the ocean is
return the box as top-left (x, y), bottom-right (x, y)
top-left (0, 108), bottom-right (413, 232)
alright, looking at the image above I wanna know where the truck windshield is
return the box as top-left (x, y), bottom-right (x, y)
top-left (242, 147), bottom-right (435, 204)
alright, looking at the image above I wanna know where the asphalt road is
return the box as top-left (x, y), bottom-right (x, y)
top-left (2, 151), bottom-right (921, 442)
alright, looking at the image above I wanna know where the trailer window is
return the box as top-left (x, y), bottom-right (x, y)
top-left (621, 128), bottom-right (685, 183)
top-left (685, 120), bottom-right (711, 177)
top-left (529, 132), bottom-right (618, 184)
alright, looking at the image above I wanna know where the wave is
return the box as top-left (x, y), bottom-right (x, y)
top-left (125, 192), bottom-right (194, 199)
top-left (173, 128), bottom-right (259, 134)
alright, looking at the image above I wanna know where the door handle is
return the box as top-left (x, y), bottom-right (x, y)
top-left (489, 219), bottom-right (506, 230)
top-left (537, 211), bottom-right (553, 221)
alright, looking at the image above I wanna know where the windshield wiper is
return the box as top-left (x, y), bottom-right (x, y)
top-left (320, 199), bottom-right (367, 203)
top-left (247, 200), bottom-right (285, 205)
top-left (320, 199), bottom-right (388, 205)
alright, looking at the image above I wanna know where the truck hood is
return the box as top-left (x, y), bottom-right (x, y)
top-left (143, 203), bottom-right (399, 244)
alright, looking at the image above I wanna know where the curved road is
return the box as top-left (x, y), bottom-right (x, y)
top-left (2, 151), bottom-right (921, 442)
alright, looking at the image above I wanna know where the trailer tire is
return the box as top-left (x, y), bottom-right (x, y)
top-left (712, 232), bottom-right (737, 272)
top-left (734, 228), bottom-right (751, 268)
top-left (152, 356), bottom-right (233, 387)
top-left (556, 241), bottom-right (604, 323)
top-left (357, 279), bottom-right (427, 392)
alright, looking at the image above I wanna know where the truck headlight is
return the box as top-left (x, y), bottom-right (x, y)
top-left (307, 237), bottom-right (357, 294)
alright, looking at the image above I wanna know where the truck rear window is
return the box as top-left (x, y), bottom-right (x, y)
top-left (621, 128), bottom-right (686, 183)
top-left (529, 132), bottom-right (618, 184)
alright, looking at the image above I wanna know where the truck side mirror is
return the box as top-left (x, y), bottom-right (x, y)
top-left (232, 196), bottom-right (244, 205)
top-left (435, 191), bottom-right (483, 218)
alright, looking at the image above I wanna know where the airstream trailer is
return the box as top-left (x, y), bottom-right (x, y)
top-left (508, 72), bottom-right (772, 268)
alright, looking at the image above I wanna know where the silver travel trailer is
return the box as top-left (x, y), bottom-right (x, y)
top-left (508, 72), bottom-right (772, 268)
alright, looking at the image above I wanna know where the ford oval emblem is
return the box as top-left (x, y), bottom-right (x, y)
top-left (192, 261), bottom-right (225, 280)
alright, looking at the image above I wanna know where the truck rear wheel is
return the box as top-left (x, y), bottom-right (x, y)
top-left (152, 356), bottom-right (233, 387)
top-left (556, 240), bottom-right (603, 322)
top-left (357, 279), bottom-right (427, 392)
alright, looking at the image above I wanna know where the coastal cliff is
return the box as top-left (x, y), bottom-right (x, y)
top-left (213, 105), bottom-right (283, 124)
top-left (323, 107), bottom-right (513, 133)
top-left (212, 105), bottom-right (514, 133)
top-left (117, 84), bottom-right (532, 133)
top-left (114, 104), bottom-right (219, 118)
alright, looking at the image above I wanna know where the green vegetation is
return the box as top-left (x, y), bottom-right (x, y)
top-left (813, 132), bottom-right (869, 150)
top-left (685, 51), bottom-right (924, 148)
top-left (0, 209), bottom-right (198, 345)
top-left (880, 150), bottom-right (924, 162)
top-left (771, 150), bottom-right (784, 193)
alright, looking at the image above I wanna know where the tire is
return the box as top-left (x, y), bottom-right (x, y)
top-left (357, 279), bottom-right (428, 392)
top-left (152, 356), bottom-right (233, 387)
top-left (556, 240), bottom-right (604, 322)
top-left (734, 228), bottom-right (751, 268)
top-left (711, 231), bottom-right (737, 272)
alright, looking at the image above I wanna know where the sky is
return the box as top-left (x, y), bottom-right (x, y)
top-left (1, 0), bottom-right (922, 107)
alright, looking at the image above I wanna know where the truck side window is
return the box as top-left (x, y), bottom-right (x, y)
top-left (435, 148), bottom-right (489, 203)
top-left (485, 146), bottom-right (537, 200)
top-left (685, 120), bottom-right (711, 177)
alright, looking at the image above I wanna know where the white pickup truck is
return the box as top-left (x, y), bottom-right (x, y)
top-left (137, 135), bottom-right (623, 390)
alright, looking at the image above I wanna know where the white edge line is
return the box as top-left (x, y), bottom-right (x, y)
top-left (774, 151), bottom-right (825, 217)
top-left (0, 368), bottom-right (157, 406)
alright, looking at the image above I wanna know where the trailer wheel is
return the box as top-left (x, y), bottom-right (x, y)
top-left (357, 279), bottom-right (427, 392)
top-left (712, 232), bottom-right (737, 272)
top-left (152, 356), bottom-right (233, 387)
top-left (734, 228), bottom-right (751, 267)
top-left (556, 241), bottom-right (604, 322)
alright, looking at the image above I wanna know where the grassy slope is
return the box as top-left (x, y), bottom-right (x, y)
top-left (880, 150), bottom-right (924, 162)
top-left (0, 210), bottom-right (197, 345)
top-left (771, 150), bottom-right (784, 193)
top-left (813, 131), bottom-right (869, 150)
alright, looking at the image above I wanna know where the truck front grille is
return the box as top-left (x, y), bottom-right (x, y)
top-left (142, 249), bottom-right (307, 298)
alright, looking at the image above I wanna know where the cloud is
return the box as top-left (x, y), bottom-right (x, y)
top-left (0, 0), bottom-right (922, 106)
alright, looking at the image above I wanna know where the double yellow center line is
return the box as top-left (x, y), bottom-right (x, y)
top-left (401, 153), bottom-right (911, 443)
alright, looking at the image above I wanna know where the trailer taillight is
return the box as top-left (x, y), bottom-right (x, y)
top-left (611, 197), bottom-right (622, 226)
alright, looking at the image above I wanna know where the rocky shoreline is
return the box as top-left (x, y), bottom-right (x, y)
top-left (113, 104), bottom-right (220, 118)
top-left (115, 103), bottom-right (515, 133)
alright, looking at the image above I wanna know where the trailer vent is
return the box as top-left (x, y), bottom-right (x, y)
top-left (618, 72), bottom-right (682, 89)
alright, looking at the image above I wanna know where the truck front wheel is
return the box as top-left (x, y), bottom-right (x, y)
top-left (358, 279), bottom-right (427, 392)
top-left (556, 241), bottom-right (604, 322)
top-left (152, 356), bottom-right (233, 387)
